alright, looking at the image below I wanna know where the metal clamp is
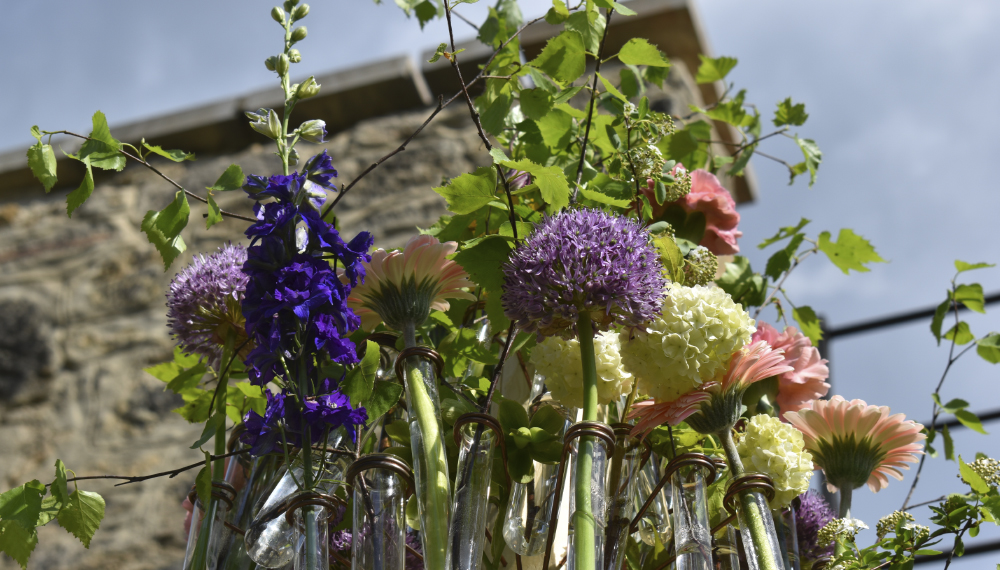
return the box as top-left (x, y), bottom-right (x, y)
top-left (630, 452), bottom-right (718, 533)
top-left (453, 412), bottom-right (512, 488)
top-left (393, 346), bottom-right (444, 381)
top-left (345, 453), bottom-right (415, 496)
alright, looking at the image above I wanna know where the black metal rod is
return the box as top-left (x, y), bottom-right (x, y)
top-left (913, 537), bottom-right (1000, 564)
top-left (826, 292), bottom-right (1000, 339)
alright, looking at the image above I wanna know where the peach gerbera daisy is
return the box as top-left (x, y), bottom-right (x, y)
top-left (784, 396), bottom-right (925, 494)
top-left (346, 235), bottom-right (476, 332)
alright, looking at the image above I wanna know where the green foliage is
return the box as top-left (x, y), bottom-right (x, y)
top-left (618, 38), bottom-right (670, 67)
top-left (143, 142), bottom-right (195, 162)
top-left (773, 97), bottom-right (809, 126)
top-left (141, 191), bottom-right (191, 269)
top-left (817, 229), bottom-right (886, 274)
top-left (78, 111), bottom-right (125, 172)
top-left (207, 164), bottom-right (245, 192)
top-left (955, 260), bottom-right (995, 273)
top-left (978, 333), bottom-right (1000, 364)
top-left (695, 54), bottom-right (738, 84)
top-left (716, 256), bottom-right (767, 308)
top-left (65, 157), bottom-right (94, 218)
top-left (564, 10), bottom-right (605, 54)
top-left (341, 340), bottom-right (379, 407)
top-left (530, 30), bottom-right (586, 84)
top-left (497, 400), bottom-right (565, 483)
top-left (793, 305), bottom-right (823, 344)
top-left (791, 136), bottom-right (822, 186)
top-left (434, 166), bottom-right (497, 215)
top-left (27, 129), bottom-right (58, 192)
top-left (56, 490), bottom-right (105, 549)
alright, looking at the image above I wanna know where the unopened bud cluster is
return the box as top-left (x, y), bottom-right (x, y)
top-left (682, 246), bottom-right (718, 286)
top-left (817, 518), bottom-right (868, 548)
top-left (964, 457), bottom-right (1000, 488)
top-left (266, 3), bottom-right (310, 72)
top-left (876, 511), bottom-right (914, 540)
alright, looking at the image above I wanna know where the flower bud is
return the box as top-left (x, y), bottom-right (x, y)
top-left (264, 56), bottom-right (277, 71)
top-left (290, 26), bottom-right (307, 42)
top-left (246, 108), bottom-right (282, 140)
top-left (283, 0), bottom-right (299, 10)
top-left (288, 48), bottom-right (301, 63)
top-left (270, 6), bottom-right (285, 24)
top-left (297, 119), bottom-right (327, 143)
top-left (291, 3), bottom-right (309, 20)
top-left (288, 147), bottom-right (300, 167)
top-left (296, 76), bottom-right (321, 99)
top-left (275, 53), bottom-right (290, 75)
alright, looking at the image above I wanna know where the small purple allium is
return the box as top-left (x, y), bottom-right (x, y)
top-left (501, 208), bottom-right (666, 338)
top-left (795, 490), bottom-right (836, 563)
top-left (405, 530), bottom-right (424, 570)
top-left (166, 244), bottom-right (249, 368)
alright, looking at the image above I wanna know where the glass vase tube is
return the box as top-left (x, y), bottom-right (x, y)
top-left (776, 507), bottom-right (800, 570)
top-left (220, 453), bottom-right (284, 570)
top-left (183, 484), bottom-right (234, 570)
top-left (566, 433), bottom-right (610, 570)
top-left (447, 422), bottom-right (496, 570)
top-left (634, 454), bottom-right (672, 548)
top-left (735, 491), bottom-right (785, 570)
top-left (712, 524), bottom-right (741, 570)
top-left (244, 430), bottom-right (349, 568)
top-left (503, 461), bottom-right (564, 556)
top-left (604, 424), bottom-right (643, 570)
top-left (350, 457), bottom-right (407, 570)
top-left (396, 348), bottom-right (452, 570)
top-left (289, 501), bottom-right (332, 570)
top-left (671, 464), bottom-right (713, 570)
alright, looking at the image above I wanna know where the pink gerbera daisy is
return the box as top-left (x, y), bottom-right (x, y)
top-left (784, 396), bottom-right (925, 494)
top-left (346, 235), bottom-right (476, 332)
top-left (753, 323), bottom-right (831, 415)
top-left (630, 340), bottom-right (793, 438)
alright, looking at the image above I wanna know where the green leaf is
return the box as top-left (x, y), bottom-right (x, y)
top-left (190, 413), bottom-right (226, 449)
top-left (77, 111), bottom-right (125, 172)
top-left (618, 38), bottom-right (670, 67)
top-left (499, 399), bottom-right (530, 432)
top-left (952, 283), bottom-right (985, 313)
top-left (933, 395), bottom-right (970, 414)
top-left (955, 410), bottom-right (988, 435)
top-left (943, 321), bottom-right (974, 345)
top-left (342, 340), bottom-right (379, 407)
top-left (56, 489), bottom-right (105, 548)
top-left (652, 233), bottom-right (684, 282)
top-left (500, 158), bottom-right (570, 211)
top-left (619, 67), bottom-right (640, 99)
top-left (564, 11), bottom-right (605, 54)
top-left (758, 218), bottom-right (810, 249)
top-left (931, 299), bottom-right (950, 345)
top-left (194, 456), bottom-right (212, 509)
top-left (764, 233), bottom-right (804, 280)
top-left (143, 142), bottom-right (195, 162)
top-left (593, 0), bottom-right (636, 15)
top-left (454, 235), bottom-right (512, 293)
top-left (205, 193), bottom-right (223, 229)
top-left (434, 166), bottom-right (497, 215)
top-left (66, 157), bottom-right (94, 218)
top-left (793, 306), bottom-right (823, 344)
top-left (480, 92), bottom-right (513, 136)
top-left (0, 481), bottom-right (44, 532)
top-left (385, 422), bottom-right (411, 446)
top-left (365, 380), bottom-right (404, 422)
top-left (414, 0), bottom-right (438, 28)
top-left (960, 456), bottom-right (991, 493)
top-left (51, 460), bottom-right (70, 508)
top-left (597, 72), bottom-right (627, 102)
top-left (530, 30), bottom-right (586, 84)
top-left (977, 333), bottom-right (1000, 364)
top-left (27, 142), bottom-right (58, 192)
top-left (175, 390), bottom-right (213, 423)
top-left (427, 42), bottom-right (448, 63)
top-left (661, 120), bottom-right (712, 171)
top-left (0, 521), bottom-right (38, 569)
top-left (943, 424), bottom-right (955, 461)
top-left (955, 260), bottom-right (995, 273)
top-left (519, 88), bottom-right (553, 120)
top-left (578, 187), bottom-right (630, 208)
top-left (207, 164), bottom-right (245, 192)
top-left (773, 97), bottom-right (809, 127)
top-left (544, 0), bottom-right (569, 24)
top-left (793, 136), bottom-right (822, 186)
top-left (695, 55), bottom-right (738, 84)
top-left (817, 229), bottom-right (886, 274)
top-left (715, 256), bottom-right (768, 308)
top-left (141, 191), bottom-right (191, 269)
top-left (534, 107), bottom-right (574, 149)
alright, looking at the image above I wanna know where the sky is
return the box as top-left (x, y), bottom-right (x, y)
top-left (2, 0), bottom-right (1000, 566)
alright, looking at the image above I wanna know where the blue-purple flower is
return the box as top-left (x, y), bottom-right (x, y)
top-left (501, 208), bottom-right (666, 337)
top-left (166, 243), bottom-right (249, 368)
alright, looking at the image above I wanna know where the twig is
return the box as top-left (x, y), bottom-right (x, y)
top-left (903, 495), bottom-right (946, 511)
top-left (56, 448), bottom-right (251, 487)
top-left (696, 127), bottom-right (788, 154)
top-left (451, 9), bottom-right (479, 31)
top-left (570, 8), bottom-right (613, 204)
top-left (753, 249), bottom-right (815, 320)
top-left (482, 321), bottom-right (519, 412)
top-left (47, 131), bottom-right (255, 223)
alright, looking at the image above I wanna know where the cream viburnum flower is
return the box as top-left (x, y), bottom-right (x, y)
top-left (530, 330), bottom-right (633, 409)
top-left (736, 414), bottom-right (814, 509)
top-left (817, 518), bottom-right (868, 548)
top-left (620, 284), bottom-right (755, 402)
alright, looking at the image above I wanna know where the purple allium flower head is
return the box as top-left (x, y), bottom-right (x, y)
top-left (329, 529), bottom-right (352, 553)
top-left (166, 244), bottom-right (249, 368)
top-left (795, 490), bottom-right (836, 563)
top-left (406, 530), bottom-right (424, 570)
top-left (501, 208), bottom-right (666, 338)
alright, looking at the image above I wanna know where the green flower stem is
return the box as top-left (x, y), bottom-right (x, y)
top-left (403, 323), bottom-right (451, 569)
top-left (720, 429), bottom-right (780, 570)
top-left (574, 313), bottom-right (599, 570)
top-left (295, 360), bottom-right (319, 569)
top-left (835, 486), bottom-right (853, 557)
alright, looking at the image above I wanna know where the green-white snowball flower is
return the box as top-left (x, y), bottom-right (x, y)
top-left (530, 330), bottom-right (633, 409)
top-left (620, 284), bottom-right (755, 402)
top-left (736, 414), bottom-right (814, 509)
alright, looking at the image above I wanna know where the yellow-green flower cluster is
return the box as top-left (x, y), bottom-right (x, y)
top-left (817, 518), bottom-right (868, 548)
top-left (965, 457), bottom-right (1000, 488)
top-left (530, 330), bottom-right (633, 409)
top-left (736, 414), bottom-right (814, 509)
top-left (620, 284), bottom-right (755, 402)
top-left (876, 511), bottom-right (914, 540)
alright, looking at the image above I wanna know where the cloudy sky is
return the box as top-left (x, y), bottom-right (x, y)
top-left (3, 0), bottom-right (999, 564)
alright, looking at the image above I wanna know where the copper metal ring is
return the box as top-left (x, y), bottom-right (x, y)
top-left (722, 473), bottom-right (777, 516)
top-left (282, 492), bottom-right (343, 528)
top-left (345, 453), bottom-right (415, 495)
top-left (393, 346), bottom-right (444, 381)
top-left (189, 481), bottom-right (238, 511)
top-left (630, 452), bottom-right (718, 533)
top-left (610, 422), bottom-right (652, 466)
top-left (366, 331), bottom-right (400, 348)
top-left (541, 421), bottom-right (616, 570)
top-left (453, 412), bottom-right (511, 488)
top-left (462, 300), bottom-right (487, 326)
top-left (224, 521), bottom-right (245, 536)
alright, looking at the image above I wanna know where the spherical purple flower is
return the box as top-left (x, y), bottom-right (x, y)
top-left (166, 244), bottom-right (249, 368)
top-left (795, 490), bottom-right (836, 563)
top-left (405, 530), bottom-right (424, 570)
top-left (501, 208), bottom-right (666, 337)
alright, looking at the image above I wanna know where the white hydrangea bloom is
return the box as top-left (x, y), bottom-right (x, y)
top-left (736, 414), bottom-right (814, 509)
top-left (530, 331), bottom-right (632, 409)
top-left (620, 284), bottom-right (755, 402)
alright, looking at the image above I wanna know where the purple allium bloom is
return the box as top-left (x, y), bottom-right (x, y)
top-left (329, 529), bottom-right (352, 553)
top-left (405, 530), bottom-right (424, 570)
top-left (506, 169), bottom-right (532, 191)
top-left (501, 208), bottom-right (666, 338)
top-left (166, 244), bottom-right (249, 368)
top-left (795, 491), bottom-right (836, 563)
